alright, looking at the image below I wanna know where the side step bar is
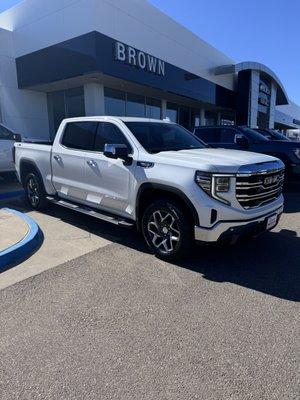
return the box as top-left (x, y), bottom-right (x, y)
top-left (46, 196), bottom-right (134, 228)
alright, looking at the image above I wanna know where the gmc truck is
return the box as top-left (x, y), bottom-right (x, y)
top-left (15, 117), bottom-right (285, 260)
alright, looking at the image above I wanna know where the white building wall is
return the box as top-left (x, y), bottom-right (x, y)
top-left (277, 101), bottom-right (300, 121)
top-left (0, 0), bottom-right (235, 90)
top-left (0, 27), bottom-right (49, 139)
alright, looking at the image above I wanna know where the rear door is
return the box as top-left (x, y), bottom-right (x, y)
top-left (51, 121), bottom-right (97, 203)
top-left (84, 121), bottom-right (136, 217)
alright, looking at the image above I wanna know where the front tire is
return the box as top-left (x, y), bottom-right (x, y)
top-left (141, 199), bottom-right (192, 260)
top-left (24, 172), bottom-right (48, 210)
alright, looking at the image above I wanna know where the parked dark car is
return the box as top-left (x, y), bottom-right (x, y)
top-left (193, 125), bottom-right (300, 179)
top-left (254, 128), bottom-right (290, 142)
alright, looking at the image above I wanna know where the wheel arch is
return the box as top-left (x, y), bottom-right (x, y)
top-left (19, 159), bottom-right (45, 189)
top-left (136, 183), bottom-right (199, 229)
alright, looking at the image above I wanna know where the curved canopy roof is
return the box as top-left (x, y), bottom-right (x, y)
top-left (215, 62), bottom-right (289, 105)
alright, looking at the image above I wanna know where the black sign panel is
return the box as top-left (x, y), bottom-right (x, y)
top-left (16, 31), bottom-right (235, 108)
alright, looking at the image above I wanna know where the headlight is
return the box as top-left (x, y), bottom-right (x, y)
top-left (293, 148), bottom-right (300, 160)
top-left (195, 171), bottom-right (233, 205)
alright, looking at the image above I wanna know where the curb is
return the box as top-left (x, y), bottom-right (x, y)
top-left (0, 208), bottom-right (42, 270)
top-left (0, 190), bottom-right (25, 201)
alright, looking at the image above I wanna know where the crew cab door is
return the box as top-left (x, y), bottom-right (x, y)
top-left (51, 121), bottom-right (97, 202)
top-left (84, 121), bottom-right (136, 217)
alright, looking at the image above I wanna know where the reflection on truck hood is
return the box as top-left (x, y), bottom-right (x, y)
top-left (153, 148), bottom-right (278, 173)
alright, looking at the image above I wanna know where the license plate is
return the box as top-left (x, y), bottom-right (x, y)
top-left (266, 214), bottom-right (277, 230)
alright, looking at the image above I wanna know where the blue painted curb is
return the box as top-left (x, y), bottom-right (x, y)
top-left (0, 208), bottom-right (42, 270)
top-left (0, 190), bottom-right (24, 201)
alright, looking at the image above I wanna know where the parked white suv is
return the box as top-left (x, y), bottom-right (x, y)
top-left (0, 123), bottom-right (18, 175)
top-left (14, 117), bottom-right (284, 259)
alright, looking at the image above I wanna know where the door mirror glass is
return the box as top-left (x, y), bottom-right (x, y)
top-left (235, 134), bottom-right (249, 147)
top-left (12, 133), bottom-right (22, 142)
top-left (103, 144), bottom-right (131, 163)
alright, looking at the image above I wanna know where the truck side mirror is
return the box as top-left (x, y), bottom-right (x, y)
top-left (12, 133), bottom-right (22, 142)
top-left (104, 144), bottom-right (131, 164)
top-left (235, 134), bottom-right (249, 148)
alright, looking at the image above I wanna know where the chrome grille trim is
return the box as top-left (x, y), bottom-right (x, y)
top-left (236, 165), bottom-right (285, 209)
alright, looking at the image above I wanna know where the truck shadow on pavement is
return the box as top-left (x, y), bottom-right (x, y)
top-left (30, 201), bottom-right (300, 303)
top-left (2, 189), bottom-right (299, 303)
top-left (177, 228), bottom-right (300, 303)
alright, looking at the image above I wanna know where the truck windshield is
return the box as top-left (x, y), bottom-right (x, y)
top-left (239, 127), bottom-right (269, 143)
top-left (255, 129), bottom-right (289, 141)
top-left (124, 122), bottom-right (207, 154)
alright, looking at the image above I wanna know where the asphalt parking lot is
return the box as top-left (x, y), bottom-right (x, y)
top-left (0, 183), bottom-right (299, 399)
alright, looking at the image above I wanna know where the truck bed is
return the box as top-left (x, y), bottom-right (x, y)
top-left (14, 142), bottom-right (53, 193)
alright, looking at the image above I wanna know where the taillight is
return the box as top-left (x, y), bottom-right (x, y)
top-left (12, 145), bottom-right (16, 164)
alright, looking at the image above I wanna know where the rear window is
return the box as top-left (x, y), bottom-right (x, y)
top-left (62, 122), bottom-right (97, 150)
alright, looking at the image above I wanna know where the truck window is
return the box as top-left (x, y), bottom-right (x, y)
top-left (219, 128), bottom-right (238, 143)
top-left (194, 128), bottom-right (220, 143)
top-left (62, 122), bottom-right (97, 150)
top-left (94, 122), bottom-right (132, 152)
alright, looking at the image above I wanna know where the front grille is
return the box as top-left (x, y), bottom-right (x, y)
top-left (236, 168), bottom-right (284, 209)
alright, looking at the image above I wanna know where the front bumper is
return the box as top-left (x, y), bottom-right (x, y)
top-left (194, 204), bottom-right (284, 243)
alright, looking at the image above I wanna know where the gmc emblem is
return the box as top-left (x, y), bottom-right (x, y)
top-left (264, 175), bottom-right (280, 185)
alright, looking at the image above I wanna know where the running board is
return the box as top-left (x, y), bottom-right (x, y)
top-left (46, 196), bottom-right (134, 228)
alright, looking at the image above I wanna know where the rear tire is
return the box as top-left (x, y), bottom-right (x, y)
top-left (24, 172), bottom-right (48, 210)
top-left (141, 199), bottom-right (192, 260)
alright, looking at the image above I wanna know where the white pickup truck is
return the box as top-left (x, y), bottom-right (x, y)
top-left (14, 117), bottom-right (285, 259)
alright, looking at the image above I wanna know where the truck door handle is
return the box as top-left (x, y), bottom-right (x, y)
top-left (87, 160), bottom-right (97, 168)
top-left (54, 155), bottom-right (61, 162)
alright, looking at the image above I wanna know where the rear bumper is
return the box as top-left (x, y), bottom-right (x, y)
top-left (194, 204), bottom-right (284, 243)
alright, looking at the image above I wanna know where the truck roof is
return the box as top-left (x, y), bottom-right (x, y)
top-left (62, 116), bottom-right (171, 124)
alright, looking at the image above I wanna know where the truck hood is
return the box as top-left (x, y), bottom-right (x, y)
top-left (152, 148), bottom-right (278, 173)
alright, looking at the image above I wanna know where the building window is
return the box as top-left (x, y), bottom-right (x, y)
top-left (126, 93), bottom-right (146, 117)
top-left (191, 108), bottom-right (201, 128)
top-left (220, 113), bottom-right (235, 126)
top-left (205, 110), bottom-right (217, 126)
top-left (65, 87), bottom-right (85, 118)
top-left (166, 102), bottom-right (179, 123)
top-left (179, 105), bottom-right (191, 129)
top-left (105, 89), bottom-right (160, 119)
top-left (104, 88), bottom-right (126, 116)
top-left (47, 87), bottom-right (85, 138)
top-left (146, 97), bottom-right (161, 119)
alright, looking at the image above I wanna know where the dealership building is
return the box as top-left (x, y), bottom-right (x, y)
top-left (0, 0), bottom-right (299, 140)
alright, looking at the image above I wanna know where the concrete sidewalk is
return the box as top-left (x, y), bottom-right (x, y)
top-left (0, 209), bottom-right (29, 252)
top-left (0, 199), bottom-right (113, 290)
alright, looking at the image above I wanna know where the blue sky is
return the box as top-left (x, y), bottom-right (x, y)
top-left (1, 0), bottom-right (299, 105)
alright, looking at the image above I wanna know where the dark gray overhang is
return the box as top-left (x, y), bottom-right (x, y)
top-left (215, 62), bottom-right (289, 105)
top-left (15, 31), bottom-right (235, 109)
